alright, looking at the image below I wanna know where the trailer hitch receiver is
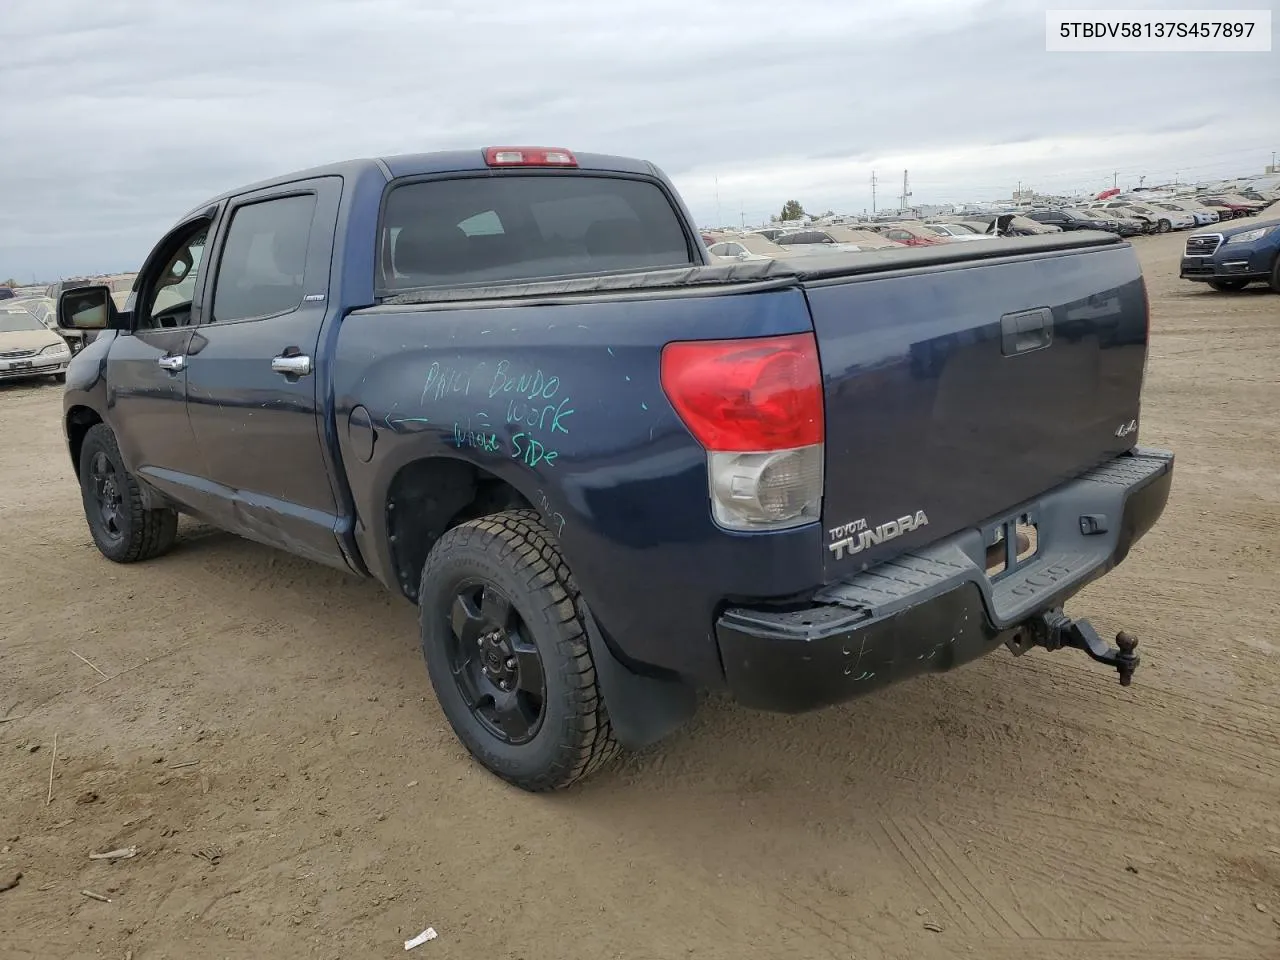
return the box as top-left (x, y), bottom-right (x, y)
top-left (1018, 609), bottom-right (1140, 686)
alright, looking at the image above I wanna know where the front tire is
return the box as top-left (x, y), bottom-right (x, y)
top-left (1158, 219), bottom-right (1171, 233)
top-left (1270, 254), bottom-right (1280, 294)
top-left (78, 424), bottom-right (179, 563)
top-left (418, 509), bottom-right (620, 791)
top-left (1209, 279), bottom-right (1250, 292)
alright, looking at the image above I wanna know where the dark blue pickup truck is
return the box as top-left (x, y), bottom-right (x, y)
top-left (56, 146), bottom-right (1174, 790)
top-left (1179, 214), bottom-right (1280, 292)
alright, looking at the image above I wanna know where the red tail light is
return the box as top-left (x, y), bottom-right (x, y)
top-left (660, 333), bottom-right (824, 452)
top-left (483, 146), bottom-right (578, 167)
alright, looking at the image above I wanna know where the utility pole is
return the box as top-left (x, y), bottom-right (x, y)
top-left (1016, 179), bottom-right (1022, 201)
top-left (899, 169), bottom-right (911, 212)
top-left (870, 170), bottom-right (877, 215)
top-left (1113, 171), bottom-right (1118, 189)
top-left (714, 176), bottom-right (721, 226)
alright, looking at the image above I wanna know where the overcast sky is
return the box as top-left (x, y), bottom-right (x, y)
top-left (1, 0), bottom-right (1276, 280)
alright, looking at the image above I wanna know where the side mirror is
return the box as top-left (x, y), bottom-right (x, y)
top-left (57, 284), bottom-right (116, 331)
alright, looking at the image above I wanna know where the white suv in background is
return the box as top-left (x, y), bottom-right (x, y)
top-left (1157, 200), bottom-right (1220, 226)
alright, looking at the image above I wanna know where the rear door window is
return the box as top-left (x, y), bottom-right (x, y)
top-left (379, 175), bottom-right (694, 291)
top-left (210, 194), bottom-right (317, 323)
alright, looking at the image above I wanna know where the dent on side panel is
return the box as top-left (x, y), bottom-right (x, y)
top-left (333, 287), bottom-right (826, 683)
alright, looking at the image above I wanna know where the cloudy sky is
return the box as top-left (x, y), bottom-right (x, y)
top-left (1, 0), bottom-right (1276, 280)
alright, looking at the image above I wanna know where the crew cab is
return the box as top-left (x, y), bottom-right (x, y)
top-left (55, 146), bottom-right (1174, 791)
top-left (1180, 215), bottom-right (1280, 292)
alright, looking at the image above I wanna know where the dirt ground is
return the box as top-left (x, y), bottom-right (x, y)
top-left (2, 224), bottom-right (1278, 960)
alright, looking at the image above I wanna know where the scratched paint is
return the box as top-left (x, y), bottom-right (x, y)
top-left (535, 488), bottom-right (567, 537)
top-left (385, 414), bottom-right (431, 429)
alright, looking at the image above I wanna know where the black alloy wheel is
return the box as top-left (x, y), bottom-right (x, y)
top-left (88, 450), bottom-right (126, 546)
top-left (445, 579), bottom-right (546, 745)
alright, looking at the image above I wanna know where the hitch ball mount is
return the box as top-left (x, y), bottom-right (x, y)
top-left (1008, 608), bottom-right (1140, 686)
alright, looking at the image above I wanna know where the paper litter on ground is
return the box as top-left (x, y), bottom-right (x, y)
top-left (404, 927), bottom-right (438, 950)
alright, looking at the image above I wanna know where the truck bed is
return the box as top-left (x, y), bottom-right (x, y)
top-left (378, 231), bottom-right (1124, 307)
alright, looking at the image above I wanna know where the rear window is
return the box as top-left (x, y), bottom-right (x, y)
top-left (378, 174), bottom-right (694, 291)
top-left (777, 231), bottom-right (831, 245)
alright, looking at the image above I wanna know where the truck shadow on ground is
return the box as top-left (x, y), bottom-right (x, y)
top-left (158, 520), bottom-right (1085, 820)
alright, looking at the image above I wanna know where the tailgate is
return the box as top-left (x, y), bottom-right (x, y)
top-left (802, 237), bottom-right (1147, 577)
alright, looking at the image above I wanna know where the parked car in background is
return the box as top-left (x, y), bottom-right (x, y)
top-left (7, 296), bottom-right (57, 329)
top-left (1154, 200), bottom-right (1219, 226)
top-left (774, 229), bottom-right (863, 252)
top-left (707, 235), bottom-right (785, 262)
top-left (1115, 207), bottom-right (1162, 234)
top-left (0, 287), bottom-right (14, 301)
top-left (1079, 209), bottom-right (1145, 237)
top-left (1196, 196), bottom-right (1258, 219)
top-left (1025, 209), bottom-right (1116, 233)
top-left (953, 217), bottom-right (999, 235)
top-left (1180, 216), bottom-right (1280, 293)
top-left (987, 214), bottom-right (1063, 236)
top-left (822, 226), bottom-right (904, 249)
top-left (1120, 202), bottom-right (1196, 233)
top-left (1089, 201), bottom-right (1159, 233)
top-left (924, 222), bottom-right (997, 241)
top-left (871, 222), bottom-right (945, 246)
top-left (44, 279), bottom-right (94, 302)
top-left (0, 301), bottom-right (73, 382)
top-left (6, 294), bottom-right (96, 354)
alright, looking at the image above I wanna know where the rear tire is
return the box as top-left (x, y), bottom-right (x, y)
top-left (78, 424), bottom-right (179, 563)
top-left (1208, 279), bottom-right (1249, 292)
top-left (418, 509), bottom-right (620, 791)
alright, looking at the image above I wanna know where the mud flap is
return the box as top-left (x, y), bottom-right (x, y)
top-left (579, 602), bottom-right (698, 750)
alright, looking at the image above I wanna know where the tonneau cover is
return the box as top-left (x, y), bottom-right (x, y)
top-left (378, 230), bottom-right (1124, 306)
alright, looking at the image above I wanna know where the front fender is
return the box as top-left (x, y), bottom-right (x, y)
top-left (61, 332), bottom-right (116, 471)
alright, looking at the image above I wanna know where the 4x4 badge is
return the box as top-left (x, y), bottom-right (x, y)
top-left (1115, 419), bottom-right (1138, 438)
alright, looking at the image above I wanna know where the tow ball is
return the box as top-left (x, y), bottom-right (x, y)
top-left (1011, 608), bottom-right (1141, 686)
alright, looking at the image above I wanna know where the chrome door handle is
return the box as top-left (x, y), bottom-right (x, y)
top-left (271, 354), bottom-right (312, 377)
top-left (157, 355), bottom-right (186, 372)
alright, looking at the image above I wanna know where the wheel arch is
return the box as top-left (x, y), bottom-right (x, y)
top-left (383, 455), bottom-right (533, 603)
top-left (382, 455), bottom-right (698, 751)
top-left (65, 405), bottom-right (104, 477)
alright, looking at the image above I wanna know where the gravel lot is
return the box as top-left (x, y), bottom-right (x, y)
top-left (2, 223), bottom-right (1278, 960)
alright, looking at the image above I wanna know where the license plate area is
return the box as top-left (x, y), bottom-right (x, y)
top-left (8, 361), bottom-right (33, 370)
top-left (984, 511), bottom-right (1039, 580)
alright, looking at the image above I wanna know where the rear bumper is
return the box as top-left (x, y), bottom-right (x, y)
top-left (715, 447), bottom-right (1174, 713)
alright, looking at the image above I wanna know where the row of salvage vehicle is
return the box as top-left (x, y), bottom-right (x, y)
top-left (702, 188), bottom-right (1276, 263)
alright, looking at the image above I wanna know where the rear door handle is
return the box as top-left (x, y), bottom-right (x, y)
top-left (157, 355), bottom-right (186, 372)
top-left (271, 354), bottom-right (312, 377)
